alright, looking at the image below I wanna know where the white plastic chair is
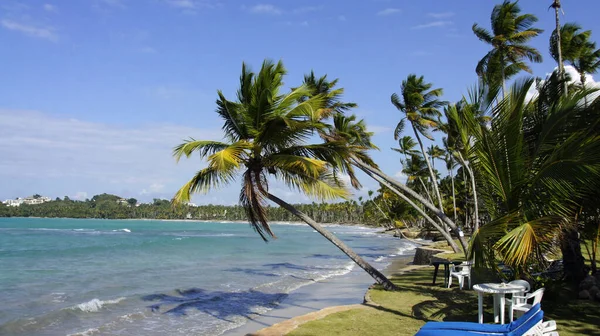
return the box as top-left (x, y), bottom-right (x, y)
top-left (447, 261), bottom-right (471, 289)
top-left (509, 288), bottom-right (545, 322)
top-left (506, 279), bottom-right (531, 308)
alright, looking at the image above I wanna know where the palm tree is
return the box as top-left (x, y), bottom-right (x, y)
top-left (391, 74), bottom-right (447, 228)
top-left (325, 113), bottom-right (464, 254)
top-left (173, 60), bottom-right (397, 290)
top-left (444, 103), bottom-right (482, 232)
top-left (572, 41), bottom-right (600, 100)
top-left (300, 71), bottom-right (357, 117)
top-left (309, 72), bottom-right (466, 254)
top-left (551, 23), bottom-right (600, 104)
top-left (391, 136), bottom-right (419, 164)
top-left (468, 78), bottom-right (600, 282)
top-left (443, 140), bottom-right (458, 224)
top-left (472, 0), bottom-right (543, 96)
top-left (550, 0), bottom-right (565, 92)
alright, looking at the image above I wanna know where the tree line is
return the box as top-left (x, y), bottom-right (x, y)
top-left (0, 193), bottom-right (386, 226)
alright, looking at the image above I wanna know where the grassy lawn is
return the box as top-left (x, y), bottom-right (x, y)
top-left (289, 265), bottom-right (600, 336)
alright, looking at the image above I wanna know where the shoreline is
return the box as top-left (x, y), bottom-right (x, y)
top-left (222, 252), bottom-right (417, 336)
top-left (4, 216), bottom-right (375, 228)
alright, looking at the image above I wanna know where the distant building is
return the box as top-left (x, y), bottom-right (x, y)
top-left (117, 198), bottom-right (129, 205)
top-left (3, 196), bottom-right (52, 207)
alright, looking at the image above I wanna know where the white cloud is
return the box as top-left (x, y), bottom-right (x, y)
top-left (140, 183), bottom-right (166, 195)
top-left (144, 85), bottom-right (209, 100)
top-left (526, 65), bottom-right (600, 102)
top-left (165, 0), bottom-right (195, 8)
top-left (427, 12), bottom-right (454, 18)
top-left (293, 6), bottom-right (322, 14)
top-left (162, 0), bottom-right (220, 12)
top-left (249, 4), bottom-right (283, 15)
top-left (368, 125), bottom-right (392, 134)
top-left (100, 0), bottom-right (125, 8)
top-left (411, 21), bottom-right (453, 30)
top-left (0, 19), bottom-right (58, 42)
top-left (0, 109), bottom-right (223, 201)
top-left (74, 192), bottom-right (88, 201)
top-left (43, 4), bottom-right (58, 12)
top-left (377, 8), bottom-right (401, 16)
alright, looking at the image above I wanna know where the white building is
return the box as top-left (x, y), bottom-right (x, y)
top-left (3, 198), bottom-right (24, 207)
top-left (3, 196), bottom-right (52, 207)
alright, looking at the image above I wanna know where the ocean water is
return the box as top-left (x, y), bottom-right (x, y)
top-left (0, 218), bottom-right (416, 336)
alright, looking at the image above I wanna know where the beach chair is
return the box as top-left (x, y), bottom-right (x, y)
top-left (509, 288), bottom-right (545, 322)
top-left (448, 261), bottom-right (472, 289)
top-left (415, 303), bottom-right (558, 336)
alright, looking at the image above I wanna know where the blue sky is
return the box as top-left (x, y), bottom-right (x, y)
top-left (2, 0), bottom-right (600, 204)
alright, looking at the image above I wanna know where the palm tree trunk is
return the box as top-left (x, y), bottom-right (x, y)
top-left (412, 125), bottom-right (448, 230)
top-left (560, 227), bottom-right (589, 285)
top-left (450, 163), bottom-right (457, 224)
top-left (370, 197), bottom-right (393, 228)
top-left (412, 126), bottom-right (444, 213)
top-left (552, 0), bottom-right (567, 95)
top-left (457, 153), bottom-right (479, 232)
top-left (360, 168), bottom-right (461, 253)
top-left (352, 159), bottom-right (469, 256)
top-left (418, 177), bottom-right (434, 204)
top-left (266, 193), bottom-right (398, 291)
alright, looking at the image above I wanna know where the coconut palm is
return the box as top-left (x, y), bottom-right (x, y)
top-left (444, 103), bottom-right (482, 232)
top-left (551, 23), bottom-right (600, 104)
top-left (299, 71), bottom-right (357, 117)
top-left (442, 140), bottom-right (458, 224)
top-left (325, 113), bottom-right (464, 254)
top-left (468, 78), bottom-right (600, 282)
top-left (391, 136), bottom-right (419, 165)
top-left (173, 60), bottom-right (396, 290)
top-left (549, 0), bottom-right (565, 92)
top-left (472, 0), bottom-right (543, 96)
top-left (572, 41), bottom-right (600, 95)
top-left (391, 74), bottom-right (447, 226)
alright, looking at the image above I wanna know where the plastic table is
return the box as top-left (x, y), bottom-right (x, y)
top-left (473, 283), bottom-right (526, 324)
top-left (431, 260), bottom-right (463, 286)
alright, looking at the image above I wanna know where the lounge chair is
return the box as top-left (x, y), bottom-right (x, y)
top-left (415, 303), bottom-right (558, 336)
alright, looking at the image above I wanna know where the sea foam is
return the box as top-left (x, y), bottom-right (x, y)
top-left (71, 297), bottom-right (126, 313)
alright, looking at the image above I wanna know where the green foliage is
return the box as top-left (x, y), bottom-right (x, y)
top-left (472, 0), bottom-right (543, 91)
top-left (173, 60), bottom-right (353, 241)
top-left (0, 195), bottom-right (377, 224)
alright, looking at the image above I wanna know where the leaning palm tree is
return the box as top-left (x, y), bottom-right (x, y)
top-left (391, 74), bottom-right (447, 228)
top-left (326, 113), bottom-right (465, 254)
top-left (173, 60), bottom-right (396, 290)
top-left (473, 0), bottom-right (543, 96)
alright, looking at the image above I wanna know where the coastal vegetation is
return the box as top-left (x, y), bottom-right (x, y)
top-left (169, 0), bottom-right (600, 305)
top-left (0, 194), bottom-right (381, 224)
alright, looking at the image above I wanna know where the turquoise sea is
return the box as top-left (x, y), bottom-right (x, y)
top-left (0, 218), bottom-right (416, 335)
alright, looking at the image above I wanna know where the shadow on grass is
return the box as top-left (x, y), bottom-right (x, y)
top-left (372, 266), bottom-right (600, 336)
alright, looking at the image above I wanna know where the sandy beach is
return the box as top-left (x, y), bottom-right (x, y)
top-left (223, 254), bottom-right (415, 336)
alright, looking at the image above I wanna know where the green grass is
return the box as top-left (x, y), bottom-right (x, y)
top-left (288, 267), bottom-right (600, 336)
